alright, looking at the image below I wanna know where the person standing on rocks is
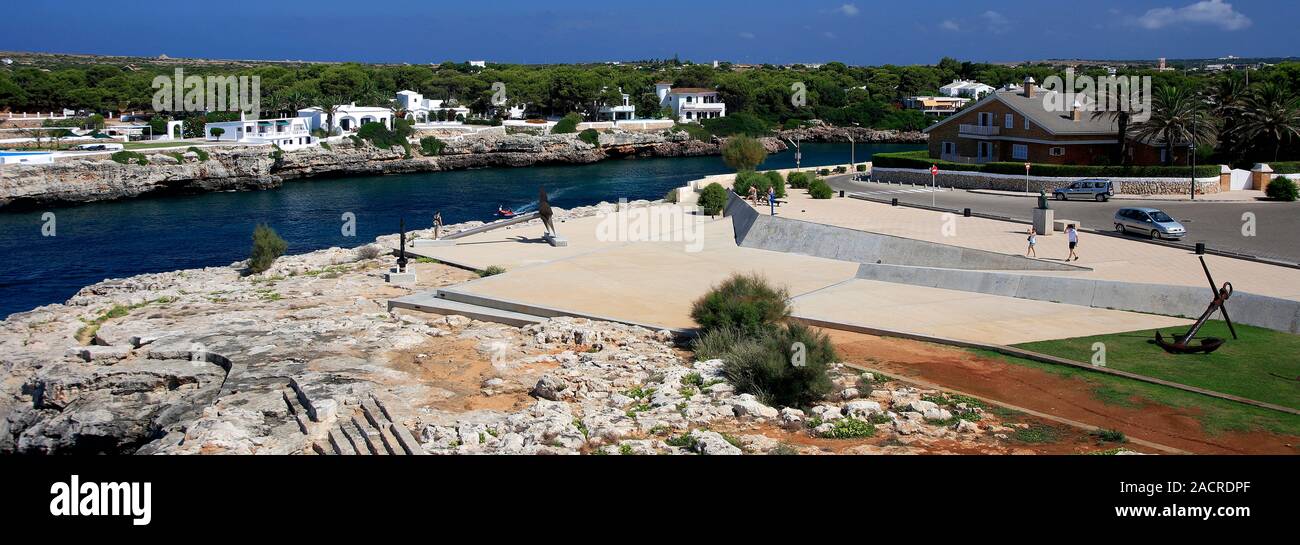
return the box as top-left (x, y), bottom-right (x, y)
top-left (433, 211), bottom-right (443, 239)
top-left (1066, 224), bottom-right (1080, 261)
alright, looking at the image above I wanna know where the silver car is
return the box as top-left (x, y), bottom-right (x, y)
top-left (1114, 207), bottom-right (1187, 240)
top-left (1053, 179), bottom-right (1115, 202)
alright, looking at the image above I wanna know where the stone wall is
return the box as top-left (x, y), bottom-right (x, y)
top-left (870, 167), bottom-right (1221, 196)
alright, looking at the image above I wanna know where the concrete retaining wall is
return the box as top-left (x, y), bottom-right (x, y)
top-left (724, 193), bottom-right (1083, 272)
top-left (871, 167), bottom-right (1221, 196)
top-left (855, 263), bottom-right (1300, 334)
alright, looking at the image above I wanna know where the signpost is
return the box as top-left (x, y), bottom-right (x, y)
top-left (930, 164), bottom-right (938, 206)
top-left (1025, 162), bottom-right (1031, 194)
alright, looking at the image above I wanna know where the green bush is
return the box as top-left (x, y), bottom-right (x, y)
top-left (787, 171), bottom-right (813, 189)
top-left (818, 168), bottom-right (830, 176)
top-left (698, 182), bottom-right (728, 216)
top-left (672, 122), bottom-right (712, 142)
top-left (187, 146), bottom-right (209, 162)
top-left (701, 112), bottom-right (773, 137)
top-left (722, 135), bottom-right (768, 171)
top-left (809, 178), bottom-right (833, 199)
top-left (690, 273), bottom-right (790, 337)
top-left (713, 322), bottom-right (837, 408)
top-left (109, 150), bottom-right (148, 165)
top-left (664, 188), bottom-right (679, 203)
top-left (420, 136), bottom-right (446, 156)
top-left (855, 164), bottom-right (867, 172)
top-left (1266, 177), bottom-right (1299, 201)
top-left (247, 224), bottom-right (287, 274)
top-left (578, 128), bottom-right (599, 146)
top-left (357, 118), bottom-right (413, 149)
top-left (480, 265), bottom-right (507, 277)
top-left (872, 150), bottom-right (1221, 178)
top-left (817, 417), bottom-right (876, 439)
top-left (690, 325), bottom-right (750, 361)
top-left (1271, 162), bottom-right (1300, 174)
top-left (764, 170), bottom-right (787, 198)
top-left (733, 170), bottom-right (770, 197)
top-left (320, 141), bottom-right (332, 151)
top-left (552, 112), bottom-right (582, 134)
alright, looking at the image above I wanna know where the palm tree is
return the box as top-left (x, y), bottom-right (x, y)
top-left (1231, 82), bottom-right (1300, 162)
top-left (1131, 85), bottom-right (1218, 166)
top-left (314, 98), bottom-right (342, 135)
top-left (1207, 76), bottom-right (1246, 160)
top-left (1090, 89), bottom-right (1135, 165)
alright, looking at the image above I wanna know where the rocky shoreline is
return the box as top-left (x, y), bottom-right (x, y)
top-left (777, 122), bottom-right (927, 144)
top-left (0, 130), bottom-right (787, 209)
top-left (0, 202), bottom-right (1131, 455)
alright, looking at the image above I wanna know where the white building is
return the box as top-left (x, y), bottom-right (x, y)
top-left (467, 60), bottom-right (486, 68)
top-left (939, 80), bottom-right (995, 99)
top-left (596, 89), bottom-right (636, 121)
top-left (656, 82), bottom-right (726, 123)
top-left (297, 103), bottom-right (393, 133)
top-left (396, 90), bottom-right (472, 123)
top-left (205, 115), bottom-right (317, 149)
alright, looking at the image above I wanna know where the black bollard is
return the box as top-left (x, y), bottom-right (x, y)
top-left (891, 198), bottom-right (898, 206)
top-left (963, 208), bottom-right (972, 217)
top-left (1196, 242), bottom-right (1206, 255)
top-left (839, 190), bottom-right (845, 198)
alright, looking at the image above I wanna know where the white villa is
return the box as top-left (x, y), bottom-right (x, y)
top-left (656, 82), bottom-right (726, 123)
top-left (596, 89), bottom-right (636, 121)
top-left (396, 90), bottom-right (472, 123)
top-left (204, 114), bottom-right (317, 149)
top-left (297, 103), bottom-right (392, 133)
top-left (939, 80), bottom-right (995, 99)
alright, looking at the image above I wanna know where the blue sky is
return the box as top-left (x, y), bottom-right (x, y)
top-left (1, 0), bottom-right (1293, 65)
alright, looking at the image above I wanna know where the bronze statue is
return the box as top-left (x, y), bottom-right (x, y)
top-left (397, 218), bottom-right (408, 273)
top-left (1037, 189), bottom-right (1050, 210)
top-left (539, 187), bottom-right (555, 236)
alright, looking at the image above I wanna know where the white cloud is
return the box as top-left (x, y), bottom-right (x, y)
top-left (823, 31), bottom-right (838, 39)
top-left (836, 4), bottom-right (860, 17)
top-left (939, 20), bottom-right (961, 32)
top-left (738, 32), bottom-right (755, 39)
top-left (1136, 0), bottom-right (1252, 31)
top-left (982, 11), bottom-right (1012, 34)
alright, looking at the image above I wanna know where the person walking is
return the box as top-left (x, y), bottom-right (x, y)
top-left (1026, 226), bottom-right (1037, 258)
top-left (768, 185), bottom-right (776, 216)
top-left (747, 184), bottom-right (758, 205)
top-left (1066, 224), bottom-right (1080, 261)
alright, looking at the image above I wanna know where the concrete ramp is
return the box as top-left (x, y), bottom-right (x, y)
top-left (725, 193), bottom-right (1084, 272)
top-left (855, 263), bottom-right (1300, 334)
top-left (442, 211), bottom-right (541, 240)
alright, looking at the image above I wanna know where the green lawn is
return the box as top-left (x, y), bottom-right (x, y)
top-left (968, 347), bottom-right (1300, 438)
top-left (1013, 321), bottom-right (1300, 411)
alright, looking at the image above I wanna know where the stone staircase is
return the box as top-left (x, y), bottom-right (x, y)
top-left (312, 394), bottom-right (426, 455)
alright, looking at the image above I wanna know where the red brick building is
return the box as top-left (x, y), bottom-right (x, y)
top-left (923, 78), bottom-right (1186, 167)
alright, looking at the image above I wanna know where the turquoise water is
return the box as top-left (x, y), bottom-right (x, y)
top-left (0, 142), bottom-right (921, 317)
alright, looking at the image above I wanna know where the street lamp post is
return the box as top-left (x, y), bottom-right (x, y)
top-left (1190, 119), bottom-right (1197, 201)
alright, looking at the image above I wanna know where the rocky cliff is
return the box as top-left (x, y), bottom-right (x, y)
top-left (0, 131), bottom-right (787, 209)
top-left (778, 122), bottom-right (927, 144)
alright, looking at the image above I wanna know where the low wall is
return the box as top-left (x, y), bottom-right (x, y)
top-left (855, 263), bottom-right (1300, 334)
top-left (871, 167), bottom-right (1221, 196)
top-left (724, 193), bottom-right (1084, 272)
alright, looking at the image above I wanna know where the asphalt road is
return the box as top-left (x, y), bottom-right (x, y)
top-left (825, 175), bottom-right (1300, 264)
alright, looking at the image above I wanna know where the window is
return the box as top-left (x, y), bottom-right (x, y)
top-left (1050, 147), bottom-right (1066, 157)
top-left (978, 112), bottom-right (993, 126)
top-left (1012, 144), bottom-right (1028, 160)
top-left (1025, 118), bottom-right (1032, 131)
top-left (1005, 114), bottom-right (1014, 129)
top-left (943, 141), bottom-right (955, 155)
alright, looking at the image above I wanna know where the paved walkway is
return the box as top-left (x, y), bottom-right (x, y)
top-left (769, 190), bottom-right (1300, 301)
top-left (406, 201), bottom-right (1191, 340)
top-left (967, 188), bottom-right (1268, 202)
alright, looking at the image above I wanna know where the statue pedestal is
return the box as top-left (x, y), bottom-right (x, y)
top-left (544, 233), bottom-right (568, 247)
top-left (1032, 208), bottom-right (1055, 235)
top-left (385, 268), bottom-right (417, 286)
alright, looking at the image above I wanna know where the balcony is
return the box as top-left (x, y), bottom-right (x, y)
top-left (681, 102), bottom-right (725, 111)
top-left (959, 124), bottom-right (1000, 136)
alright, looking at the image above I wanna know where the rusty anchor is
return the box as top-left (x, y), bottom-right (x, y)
top-left (1154, 256), bottom-right (1238, 355)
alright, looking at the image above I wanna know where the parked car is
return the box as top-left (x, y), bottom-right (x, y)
top-left (1053, 179), bottom-right (1114, 202)
top-left (1114, 207), bottom-right (1186, 240)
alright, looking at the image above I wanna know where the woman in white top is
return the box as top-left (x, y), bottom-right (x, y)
top-left (1067, 225), bottom-right (1080, 261)
top-left (1026, 227), bottom-right (1037, 258)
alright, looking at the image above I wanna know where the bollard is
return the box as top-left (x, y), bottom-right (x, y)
top-left (1196, 243), bottom-right (1206, 255)
top-left (963, 208), bottom-right (971, 217)
top-left (839, 190), bottom-right (845, 198)
top-left (891, 198), bottom-right (898, 206)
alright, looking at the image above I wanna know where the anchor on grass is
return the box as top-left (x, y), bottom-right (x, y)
top-left (1153, 255), bottom-right (1238, 355)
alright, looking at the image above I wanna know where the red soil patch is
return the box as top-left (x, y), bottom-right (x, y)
top-left (827, 330), bottom-right (1299, 455)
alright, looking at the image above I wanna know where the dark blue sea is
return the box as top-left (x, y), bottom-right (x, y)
top-left (0, 143), bottom-right (921, 318)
